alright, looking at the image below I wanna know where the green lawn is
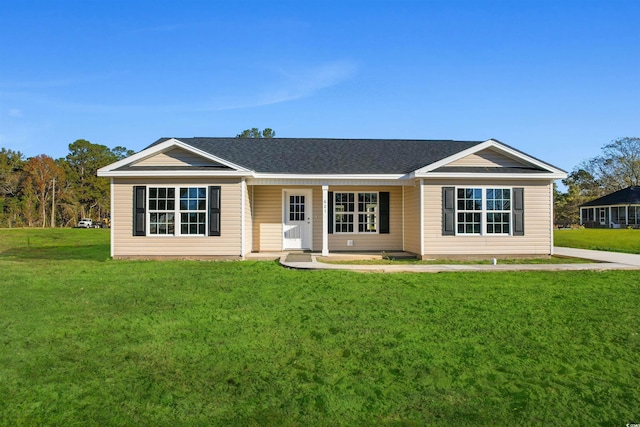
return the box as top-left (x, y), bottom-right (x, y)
top-left (1, 229), bottom-right (640, 425)
top-left (555, 228), bottom-right (640, 254)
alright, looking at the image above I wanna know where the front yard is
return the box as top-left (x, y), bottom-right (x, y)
top-left (555, 228), bottom-right (640, 254)
top-left (1, 229), bottom-right (639, 425)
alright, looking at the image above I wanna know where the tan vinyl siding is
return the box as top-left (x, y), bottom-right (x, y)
top-left (402, 183), bottom-right (421, 255)
top-left (112, 178), bottom-right (242, 257)
top-left (135, 148), bottom-right (226, 167)
top-left (328, 186), bottom-right (403, 252)
top-left (448, 148), bottom-right (528, 168)
top-left (423, 179), bottom-right (552, 256)
top-left (312, 188), bottom-right (323, 252)
top-left (252, 186), bottom-right (284, 252)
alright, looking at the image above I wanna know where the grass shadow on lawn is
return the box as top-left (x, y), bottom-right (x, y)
top-left (0, 228), bottom-right (111, 262)
top-left (1, 244), bottom-right (111, 262)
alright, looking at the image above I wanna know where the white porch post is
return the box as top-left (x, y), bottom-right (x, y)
top-left (579, 207), bottom-right (583, 225)
top-left (626, 205), bottom-right (629, 226)
top-left (240, 178), bottom-right (246, 259)
top-left (419, 179), bottom-right (424, 258)
top-left (110, 177), bottom-right (114, 258)
top-left (550, 182), bottom-right (555, 255)
top-left (322, 185), bottom-right (329, 256)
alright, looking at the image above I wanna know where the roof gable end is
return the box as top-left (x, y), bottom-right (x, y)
top-left (97, 138), bottom-right (252, 177)
top-left (132, 146), bottom-right (232, 168)
top-left (413, 139), bottom-right (566, 178)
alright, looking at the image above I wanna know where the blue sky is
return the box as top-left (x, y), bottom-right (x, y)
top-left (1, 0), bottom-right (639, 174)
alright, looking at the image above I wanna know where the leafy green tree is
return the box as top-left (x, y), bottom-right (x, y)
top-left (0, 148), bottom-right (25, 227)
top-left (582, 137), bottom-right (640, 193)
top-left (0, 141), bottom-right (133, 227)
top-left (555, 169), bottom-right (604, 225)
top-left (555, 138), bottom-right (640, 225)
top-left (23, 154), bottom-right (65, 227)
top-left (64, 139), bottom-right (119, 220)
top-left (236, 128), bottom-right (276, 138)
top-left (111, 146), bottom-right (136, 160)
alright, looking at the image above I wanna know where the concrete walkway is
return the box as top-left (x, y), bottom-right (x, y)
top-left (279, 247), bottom-right (640, 273)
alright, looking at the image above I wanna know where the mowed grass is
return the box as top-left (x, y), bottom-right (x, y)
top-left (1, 229), bottom-right (640, 426)
top-left (555, 228), bottom-right (640, 254)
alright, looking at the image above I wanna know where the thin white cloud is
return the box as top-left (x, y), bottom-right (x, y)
top-left (8, 108), bottom-right (23, 118)
top-left (0, 60), bottom-right (358, 115)
top-left (203, 60), bottom-right (359, 111)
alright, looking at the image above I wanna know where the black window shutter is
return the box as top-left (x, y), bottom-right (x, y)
top-left (513, 187), bottom-right (524, 236)
top-left (442, 187), bottom-right (455, 235)
top-left (133, 186), bottom-right (146, 236)
top-left (379, 192), bottom-right (390, 234)
top-left (208, 186), bottom-right (221, 236)
top-left (327, 191), bottom-right (333, 234)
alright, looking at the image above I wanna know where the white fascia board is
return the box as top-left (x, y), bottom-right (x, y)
top-left (252, 173), bottom-right (406, 180)
top-left (97, 138), bottom-right (251, 175)
top-left (413, 139), bottom-right (567, 176)
top-left (98, 170), bottom-right (253, 178)
top-left (421, 171), bottom-right (567, 179)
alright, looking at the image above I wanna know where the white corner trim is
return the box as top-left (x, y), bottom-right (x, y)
top-left (322, 185), bottom-right (329, 256)
top-left (241, 178), bottom-right (246, 259)
top-left (419, 179), bottom-right (424, 257)
top-left (402, 185), bottom-right (405, 252)
top-left (110, 177), bottom-right (114, 258)
top-left (550, 183), bottom-right (555, 255)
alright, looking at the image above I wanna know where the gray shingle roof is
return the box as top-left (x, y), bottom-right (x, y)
top-left (580, 186), bottom-right (640, 207)
top-left (149, 137), bottom-right (484, 174)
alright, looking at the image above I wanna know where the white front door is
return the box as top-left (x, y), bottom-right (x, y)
top-left (283, 190), bottom-right (312, 250)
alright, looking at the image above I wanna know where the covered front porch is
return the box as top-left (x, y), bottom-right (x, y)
top-left (247, 181), bottom-right (419, 257)
top-left (580, 205), bottom-right (640, 228)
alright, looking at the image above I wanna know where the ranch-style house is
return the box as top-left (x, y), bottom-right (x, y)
top-left (97, 137), bottom-right (567, 259)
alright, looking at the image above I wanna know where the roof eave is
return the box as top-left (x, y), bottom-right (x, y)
top-left (97, 170), bottom-right (253, 178)
top-left (417, 172), bottom-right (567, 179)
top-left (251, 173), bottom-right (407, 180)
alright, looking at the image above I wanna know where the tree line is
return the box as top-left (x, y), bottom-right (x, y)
top-left (555, 137), bottom-right (640, 225)
top-left (0, 140), bottom-right (134, 228)
top-left (0, 129), bottom-right (271, 228)
top-left (1, 133), bottom-right (637, 228)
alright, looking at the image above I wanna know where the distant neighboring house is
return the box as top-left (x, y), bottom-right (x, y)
top-left (579, 186), bottom-right (640, 228)
top-left (97, 137), bottom-right (566, 259)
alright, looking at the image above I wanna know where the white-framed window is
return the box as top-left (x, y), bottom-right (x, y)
top-left (288, 195), bottom-right (306, 221)
top-left (148, 186), bottom-right (207, 236)
top-left (456, 187), bottom-right (512, 235)
top-left (334, 192), bottom-right (378, 234)
top-left (457, 188), bottom-right (482, 234)
top-left (582, 208), bottom-right (595, 223)
top-left (486, 188), bottom-right (511, 234)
